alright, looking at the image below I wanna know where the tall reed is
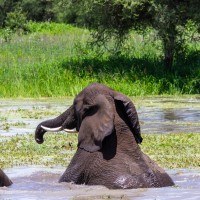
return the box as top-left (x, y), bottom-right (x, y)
top-left (0, 22), bottom-right (199, 97)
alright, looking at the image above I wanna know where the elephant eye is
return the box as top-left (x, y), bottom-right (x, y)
top-left (83, 105), bottom-right (98, 118)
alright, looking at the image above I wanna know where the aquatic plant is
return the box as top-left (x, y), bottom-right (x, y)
top-left (0, 133), bottom-right (199, 169)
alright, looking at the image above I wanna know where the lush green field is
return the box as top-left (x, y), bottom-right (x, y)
top-left (0, 133), bottom-right (199, 169)
top-left (0, 22), bottom-right (199, 97)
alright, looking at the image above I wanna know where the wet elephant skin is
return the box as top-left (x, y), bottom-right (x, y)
top-left (0, 169), bottom-right (12, 187)
top-left (35, 83), bottom-right (174, 189)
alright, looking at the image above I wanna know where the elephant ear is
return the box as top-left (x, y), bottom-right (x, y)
top-left (78, 94), bottom-right (114, 152)
top-left (114, 92), bottom-right (142, 144)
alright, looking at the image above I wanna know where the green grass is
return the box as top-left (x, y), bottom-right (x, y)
top-left (0, 133), bottom-right (199, 169)
top-left (142, 133), bottom-right (200, 169)
top-left (0, 22), bottom-right (199, 97)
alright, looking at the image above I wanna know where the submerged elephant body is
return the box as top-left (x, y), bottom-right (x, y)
top-left (59, 140), bottom-right (172, 189)
top-left (0, 169), bottom-right (12, 187)
top-left (35, 83), bottom-right (174, 189)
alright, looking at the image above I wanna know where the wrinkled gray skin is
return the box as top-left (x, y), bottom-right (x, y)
top-left (35, 83), bottom-right (174, 189)
top-left (0, 169), bottom-right (12, 187)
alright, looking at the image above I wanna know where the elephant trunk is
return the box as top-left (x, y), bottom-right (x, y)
top-left (35, 105), bottom-right (76, 144)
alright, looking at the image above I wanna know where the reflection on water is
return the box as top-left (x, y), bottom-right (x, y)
top-left (138, 97), bottom-right (200, 134)
top-left (140, 107), bottom-right (200, 134)
top-left (0, 97), bottom-right (200, 136)
top-left (0, 98), bottom-right (72, 137)
top-left (0, 166), bottom-right (199, 200)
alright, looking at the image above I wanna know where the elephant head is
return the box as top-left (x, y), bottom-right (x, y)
top-left (35, 83), bottom-right (174, 189)
top-left (35, 83), bottom-right (142, 152)
top-left (0, 169), bottom-right (12, 187)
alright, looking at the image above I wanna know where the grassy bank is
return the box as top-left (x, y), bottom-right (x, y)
top-left (0, 133), bottom-right (199, 169)
top-left (0, 22), bottom-right (200, 97)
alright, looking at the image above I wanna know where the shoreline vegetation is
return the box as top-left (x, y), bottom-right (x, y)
top-left (0, 96), bottom-right (199, 170)
top-left (0, 22), bottom-right (200, 98)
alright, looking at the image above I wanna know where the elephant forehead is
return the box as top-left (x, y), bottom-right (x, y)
top-left (76, 93), bottom-right (112, 106)
top-left (80, 83), bottom-right (113, 97)
top-left (75, 90), bottom-right (95, 103)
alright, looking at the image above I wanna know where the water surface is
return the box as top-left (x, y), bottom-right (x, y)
top-left (0, 97), bottom-right (200, 136)
top-left (0, 167), bottom-right (199, 200)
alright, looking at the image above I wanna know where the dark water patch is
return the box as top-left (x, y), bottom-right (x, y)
top-left (137, 97), bottom-right (200, 133)
top-left (139, 106), bottom-right (200, 123)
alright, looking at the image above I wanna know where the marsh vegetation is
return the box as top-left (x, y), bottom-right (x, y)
top-left (1, 132), bottom-right (199, 169)
top-left (0, 97), bottom-right (199, 169)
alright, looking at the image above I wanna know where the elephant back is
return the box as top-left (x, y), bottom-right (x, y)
top-left (0, 169), bottom-right (12, 187)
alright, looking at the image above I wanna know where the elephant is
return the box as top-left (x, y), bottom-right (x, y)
top-left (0, 169), bottom-right (12, 187)
top-left (35, 83), bottom-right (174, 189)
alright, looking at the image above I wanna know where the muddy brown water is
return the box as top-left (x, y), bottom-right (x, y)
top-left (0, 167), bottom-right (200, 200)
top-left (0, 97), bottom-right (200, 199)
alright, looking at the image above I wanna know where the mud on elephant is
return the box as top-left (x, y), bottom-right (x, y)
top-left (0, 169), bottom-right (12, 187)
top-left (35, 83), bottom-right (174, 189)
